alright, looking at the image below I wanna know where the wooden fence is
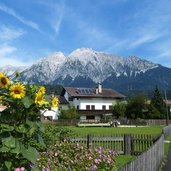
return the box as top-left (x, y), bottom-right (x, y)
top-left (163, 124), bottom-right (171, 139)
top-left (70, 134), bottom-right (157, 155)
top-left (118, 134), bottom-right (164, 171)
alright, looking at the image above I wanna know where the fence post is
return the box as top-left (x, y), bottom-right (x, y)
top-left (124, 134), bottom-right (132, 155)
top-left (87, 134), bottom-right (92, 149)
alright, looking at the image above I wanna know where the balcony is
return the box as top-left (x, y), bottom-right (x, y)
top-left (77, 109), bottom-right (112, 115)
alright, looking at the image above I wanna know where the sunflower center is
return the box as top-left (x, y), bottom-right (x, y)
top-left (14, 89), bottom-right (21, 94)
top-left (1, 78), bottom-right (7, 85)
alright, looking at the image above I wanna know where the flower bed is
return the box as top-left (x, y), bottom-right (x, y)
top-left (35, 141), bottom-right (116, 171)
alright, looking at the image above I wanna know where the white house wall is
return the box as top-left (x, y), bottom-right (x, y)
top-left (73, 98), bottom-right (116, 110)
top-left (64, 92), bottom-right (69, 101)
top-left (42, 107), bottom-right (59, 120)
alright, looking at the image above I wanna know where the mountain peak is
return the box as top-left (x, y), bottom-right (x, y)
top-left (37, 51), bottom-right (65, 64)
top-left (4, 48), bottom-right (169, 92)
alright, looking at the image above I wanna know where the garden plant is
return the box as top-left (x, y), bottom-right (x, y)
top-left (0, 71), bottom-right (58, 170)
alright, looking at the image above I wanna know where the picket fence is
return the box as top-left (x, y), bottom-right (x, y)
top-left (163, 124), bottom-right (171, 139)
top-left (118, 124), bottom-right (171, 171)
top-left (70, 134), bottom-right (158, 155)
top-left (118, 134), bottom-right (164, 171)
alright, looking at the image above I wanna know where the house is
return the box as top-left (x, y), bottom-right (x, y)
top-left (59, 84), bottom-right (126, 123)
top-left (164, 100), bottom-right (171, 112)
top-left (0, 105), bottom-right (7, 112)
top-left (42, 107), bottom-right (59, 120)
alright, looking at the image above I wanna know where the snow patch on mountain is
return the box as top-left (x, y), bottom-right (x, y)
top-left (1, 48), bottom-right (160, 84)
top-left (0, 65), bottom-right (27, 77)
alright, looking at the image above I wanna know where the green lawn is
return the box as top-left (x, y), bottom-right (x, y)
top-left (160, 133), bottom-right (171, 171)
top-left (64, 126), bottom-right (163, 136)
top-left (115, 155), bottom-right (135, 169)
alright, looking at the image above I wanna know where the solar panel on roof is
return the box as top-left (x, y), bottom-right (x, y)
top-left (77, 88), bottom-right (95, 94)
top-left (85, 89), bottom-right (89, 94)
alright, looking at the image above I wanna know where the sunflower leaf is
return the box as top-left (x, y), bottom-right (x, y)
top-left (22, 96), bottom-right (33, 108)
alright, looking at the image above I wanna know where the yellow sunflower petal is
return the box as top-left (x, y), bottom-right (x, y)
top-left (9, 82), bottom-right (26, 99)
top-left (0, 73), bottom-right (10, 89)
top-left (38, 86), bottom-right (46, 94)
top-left (51, 97), bottom-right (59, 108)
top-left (35, 92), bottom-right (46, 106)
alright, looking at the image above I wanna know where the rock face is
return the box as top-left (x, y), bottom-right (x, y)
top-left (2, 48), bottom-right (171, 92)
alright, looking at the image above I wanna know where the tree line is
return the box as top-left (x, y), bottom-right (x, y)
top-left (112, 86), bottom-right (170, 120)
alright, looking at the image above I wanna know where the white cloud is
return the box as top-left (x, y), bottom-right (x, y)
top-left (0, 25), bottom-right (25, 42)
top-left (0, 3), bottom-right (40, 31)
top-left (50, 2), bottom-right (65, 35)
top-left (0, 45), bottom-right (32, 67)
top-left (0, 45), bottom-right (16, 56)
top-left (128, 31), bottom-right (164, 48)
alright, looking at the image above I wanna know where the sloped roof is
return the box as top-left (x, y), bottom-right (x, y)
top-left (0, 105), bottom-right (7, 111)
top-left (57, 95), bottom-right (69, 104)
top-left (164, 100), bottom-right (171, 105)
top-left (61, 87), bottom-right (125, 99)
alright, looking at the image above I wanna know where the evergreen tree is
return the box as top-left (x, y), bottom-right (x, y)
top-left (150, 86), bottom-right (165, 118)
top-left (146, 104), bottom-right (161, 119)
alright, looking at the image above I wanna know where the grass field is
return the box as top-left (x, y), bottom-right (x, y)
top-left (115, 155), bottom-right (135, 169)
top-left (160, 133), bottom-right (171, 170)
top-left (65, 126), bottom-right (163, 136)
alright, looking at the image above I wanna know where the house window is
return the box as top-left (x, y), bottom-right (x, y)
top-left (91, 105), bottom-right (95, 110)
top-left (86, 115), bottom-right (95, 120)
top-left (86, 105), bottom-right (90, 110)
top-left (102, 105), bottom-right (106, 110)
top-left (77, 105), bottom-right (79, 110)
top-left (109, 105), bottom-right (113, 110)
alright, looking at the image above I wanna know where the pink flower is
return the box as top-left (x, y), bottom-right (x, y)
top-left (88, 156), bottom-right (92, 160)
top-left (94, 159), bottom-right (99, 164)
top-left (15, 168), bottom-right (20, 171)
top-left (54, 152), bottom-right (58, 156)
top-left (91, 165), bottom-right (97, 171)
top-left (21, 167), bottom-right (25, 171)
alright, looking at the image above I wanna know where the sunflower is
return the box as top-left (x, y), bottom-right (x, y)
top-left (0, 72), bottom-right (4, 76)
top-left (51, 96), bottom-right (59, 108)
top-left (10, 83), bottom-right (26, 99)
top-left (0, 96), bottom-right (3, 103)
top-left (35, 92), bottom-right (46, 106)
top-left (38, 86), bottom-right (46, 94)
top-left (0, 72), bottom-right (10, 89)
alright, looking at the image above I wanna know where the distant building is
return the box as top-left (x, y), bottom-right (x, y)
top-left (59, 84), bottom-right (126, 122)
top-left (0, 105), bottom-right (7, 112)
top-left (164, 100), bottom-right (171, 113)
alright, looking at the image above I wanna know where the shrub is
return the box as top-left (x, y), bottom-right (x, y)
top-left (59, 106), bottom-right (79, 119)
top-left (35, 141), bottom-right (117, 171)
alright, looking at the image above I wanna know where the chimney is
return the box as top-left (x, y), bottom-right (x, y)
top-left (98, 83), bottom-right (102, 93)
top-left (96, 87), bottom-right (98, 94)
top-left (95, 83), bottom-right (102, 94)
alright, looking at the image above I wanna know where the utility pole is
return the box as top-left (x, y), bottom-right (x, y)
top-left (165, 90), bottom-right (169, 126)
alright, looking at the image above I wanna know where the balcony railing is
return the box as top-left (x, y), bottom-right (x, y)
top-left (77, 109), bottom-right (112, 115)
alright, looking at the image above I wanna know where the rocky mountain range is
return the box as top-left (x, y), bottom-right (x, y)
top-left (1, 48), bottom-right (171, 93)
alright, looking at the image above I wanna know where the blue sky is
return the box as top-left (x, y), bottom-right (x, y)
top-left (0, 0), bottom-right (171, 67)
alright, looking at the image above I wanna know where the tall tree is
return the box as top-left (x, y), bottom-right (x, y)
top-left (125, 94), bottom-right (147, 119)
top-left (151, 86), bottom-right (165, 118)
top-left (112, 101), bottom-right (126, 119)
